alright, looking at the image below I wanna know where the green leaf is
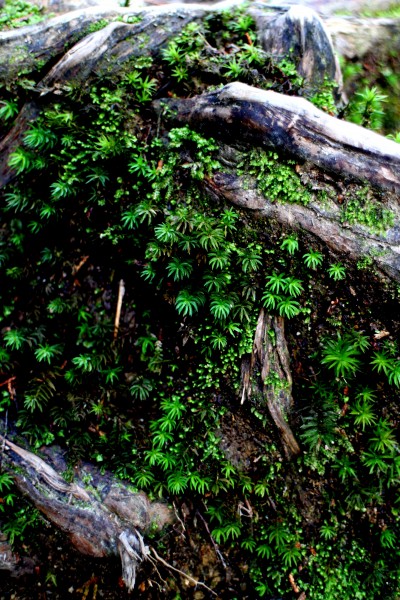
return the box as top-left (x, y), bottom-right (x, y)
top-left (210, 331), bottom-right (227, 350)
top-left (327, 263), bottom-right (346, 281)
top-left (0, 472), bottom-right (14, 492)
top-left (0, 100), bottom-right (18, 121)
top-left (277, 298), bottom-right (301, 318)
top-left (167, 471), bottom-right (188, 494)
top-left (222, 522), bottom-right (241, 540)
top-left (380, 528), bottom-right (396, 549)
top-left (320, 522), bottom-right (336, 540)
top-left (210, 293), bottom-right (234, 320)
top-left (160, 396), bottom-right (186, 420)
top-left (24, 125), bottom-right (57, 149)
top-left (303, 249), bottom-right (323, 269)
top-left (370, 350), bottom-right (394, 376)
top-left (3, 329), bottom-right (27, 350)
top-left (369, 418), bottom-right (397, 453)
top-left (189, 473), bottom-right (211, 494)
top-left (154, 222), bottom-right (180, 244)
top-left (350, 398), bottom-right (377, 431)
top-left (362, 450), bottom-right (390, 474)
top-left (175, 289), bottom-right (205, 317)
top-left (280, 235), bottom-right (299, 255)
top-left (321, 335), bottom-right (361, 378)
top-left (280, 543), bottom-right (302, 568)
top-left (266, 272), bottom-right (287, 293)
top-left (203, 271), bottom-right (231, 292)
top-left (34, 344), bottom-right (63, 364)
top-left (130, 377), bottom-right (153, 400)
top-left (152, 430), bottom-right (174, 448)
top-left (261, 291), bottom-right (280, 311)
top-left (134, 470), bottom-right (155, 489)
top-left (268, 523), bottom-right (291, 548)
top-left (284, 276), bottom-right (303, 297)
top-left (387, 360), bottom-right (400, 387)
top-left (208, 249), bottom-right (231, 270)
top-left (166, 257), bottom-right (193, 281)
top-left (198, 228), bottom-right (225, 251)
top-left (256, 543), bottom-right (273, 558)
top-left (8, 148), bottom-right (33, 174)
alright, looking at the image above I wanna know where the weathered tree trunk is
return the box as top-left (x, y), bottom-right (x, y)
top-left (155, 82), bottom-right (400, 194)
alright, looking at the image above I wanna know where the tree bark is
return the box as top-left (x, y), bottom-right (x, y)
top-left (241, 309), bottom-right (301, 458)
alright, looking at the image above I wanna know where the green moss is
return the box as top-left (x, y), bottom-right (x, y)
top-left (341, 188), bottom-right (394, 233)
top-left (84, 19), bottom-right (110, 35)
top-left (2, 8), bottom-right (400, 598)
top-left (360, 3), bottom-right (400, 17)
top-left (238, 148), bottom-right (311, 206)
top-left (0, 0), bottom-right (48, 31)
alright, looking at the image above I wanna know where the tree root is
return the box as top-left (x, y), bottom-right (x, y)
top-left (0, 434), bottom-right (173, 590)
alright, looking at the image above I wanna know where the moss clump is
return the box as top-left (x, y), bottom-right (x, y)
top-left (341, 187), bottom-right (395, 233)
top-left (238, 148), bottom-right (312, 205)
top-left (0, 0), bottom-right (47, 31)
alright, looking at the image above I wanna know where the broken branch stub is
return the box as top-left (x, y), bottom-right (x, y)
top-left (242, 309), bottom-right (300, 459)
top-left (255, 5), bottom-right (343, 95)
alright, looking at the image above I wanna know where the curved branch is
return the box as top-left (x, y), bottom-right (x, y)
top-left (0, 435), bottom-right (173, 590)
top-left (154, 82), bottom-right (400, 194)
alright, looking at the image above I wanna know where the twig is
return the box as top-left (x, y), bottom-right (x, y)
top-left (113, 279), bottom-right (125, 340)
top-left (196, 510), bottom-right (227, 569)
top-left (0, 408), bottom-right (8, 470)
top-left (0, 376), bottom-right (16, 387)
top-left (173, 501), bottom-right (186, 535)
top-left (150, 547), bottom-right (217, 596)
top-left (71, 254), bottom-right (89, 275)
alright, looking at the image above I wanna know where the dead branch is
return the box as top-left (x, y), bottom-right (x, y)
top-left (242, 309), bottom-right (301, 459)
